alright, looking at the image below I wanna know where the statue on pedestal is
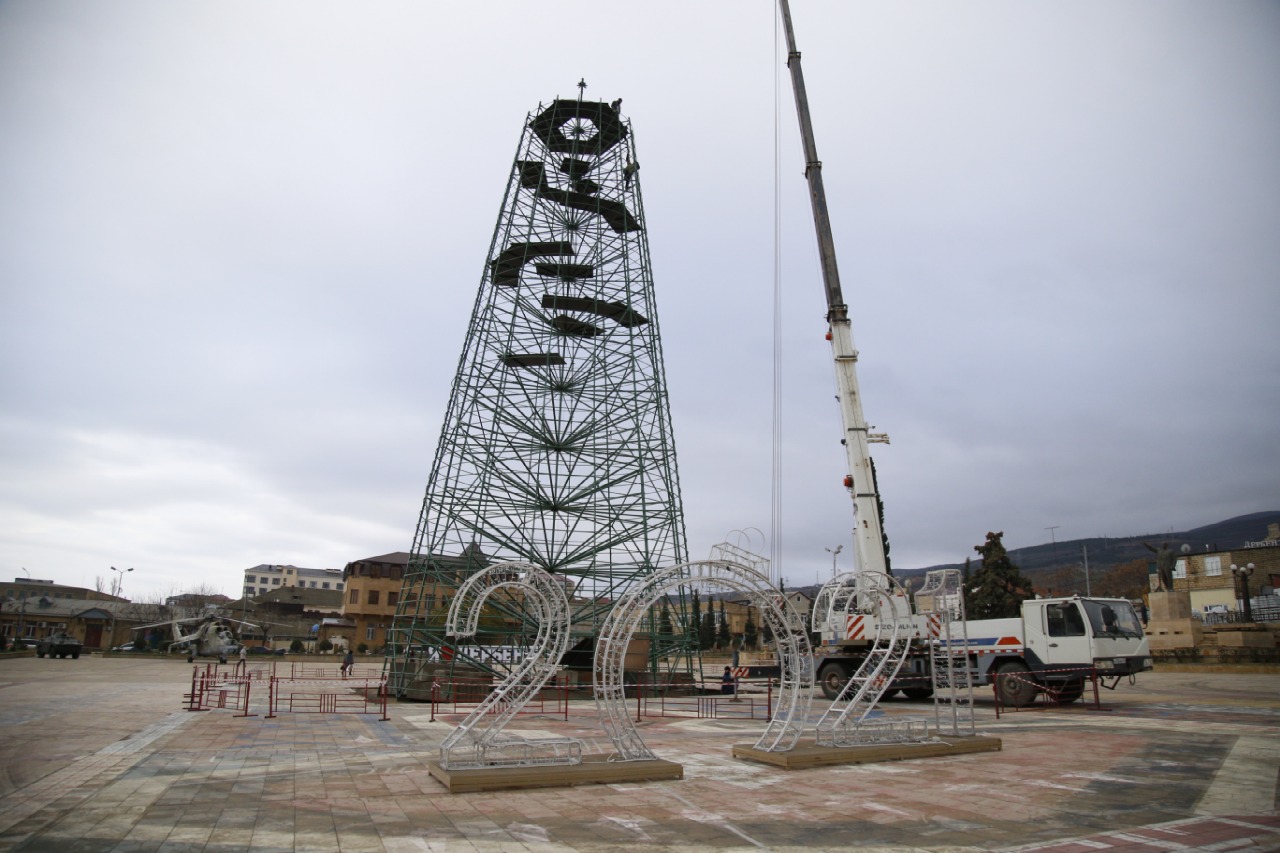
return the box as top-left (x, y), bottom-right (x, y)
top-left (1143, 542), bottom-right (1176, 591)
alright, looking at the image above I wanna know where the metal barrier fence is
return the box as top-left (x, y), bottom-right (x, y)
top-left (632, 674), bottom-right (775, 721)
top-left (992, 666), bottom-right (1102, 718)
top-left (427, 677), bottom-right (571, 723)
top-left (1201, 604), bottom-right (1280, 625)
top-left (267, 676), bottom-right (388, 721)
top-left (286, 662), bottom-right (382, 680)
top-left (183, 662), bottom-right (388, 721)
top-left (185, 666), bottom-right (256, 716)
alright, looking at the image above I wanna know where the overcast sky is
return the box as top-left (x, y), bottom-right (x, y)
top-left (2, 1), bottom-right (1277, 600)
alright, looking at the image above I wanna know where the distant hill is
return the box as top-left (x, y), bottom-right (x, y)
top-left (792, 511), bottom-right (1280, 597)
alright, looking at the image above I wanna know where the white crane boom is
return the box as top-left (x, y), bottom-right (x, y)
top-left (777, 0), bottom-right (887, 575)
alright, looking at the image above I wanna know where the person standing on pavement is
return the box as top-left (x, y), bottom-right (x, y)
top-left (341, 648), bottom-right (354, 677)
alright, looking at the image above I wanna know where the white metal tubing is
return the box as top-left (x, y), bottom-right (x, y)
top-left (438, 562), bottom-right (581, 769)
top-left (813, 571), bottom-right (918, 745)
top-left (594, 560), bottom-right (813, 761)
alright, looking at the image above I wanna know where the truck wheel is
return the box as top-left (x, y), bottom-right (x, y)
top-left (819, 663), bottom-right (850, 700)
top-left (71, 651), bottom-right (80, 660)
top-left (37, 651), bottom-right (45, 658)
top-left (995, 661), bottom-right (1038, 707)
top-left (1056, 679), bottom-right (1083, 703)
top-left (901, 687), bottom-right (934, 701)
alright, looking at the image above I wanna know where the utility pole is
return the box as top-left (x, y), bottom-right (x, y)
top-left (16, 567), bottom-right (29, 644)
top-left (1045, 526), bottom-right (1060, 565)
top-left (1082, 544), bottom-right (1091, 596)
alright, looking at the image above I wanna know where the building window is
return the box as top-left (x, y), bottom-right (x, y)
top-left (368, 590), bottom-right (380, 606)
top-left (337, 583), bottom-right (344, 591)
top-left (1174, 559), bottom-right (1187, 579)
top-left (245, 576), bottom-right (256, 583)
top-left (321, 582), bottom-right (330, 589)
top-left (258, 588), bottom-right (267, 595)
top-left (388, 591), bottom-right (399, 607)
top-left (349, 589), bottom-right (359, 604)
top-left (271, 578), bottom-right (281, 585)
top-left (366, 626), bottom-right (375, 640)
top-left (1204, 556), bottom-right (1222, 577)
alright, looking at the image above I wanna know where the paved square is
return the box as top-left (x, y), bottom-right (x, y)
top-left (1, 657), bottom-right (1276, 851)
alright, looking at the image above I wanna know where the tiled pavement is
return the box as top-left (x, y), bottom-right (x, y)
top-left (0, 657), bottom-right (1277, 852)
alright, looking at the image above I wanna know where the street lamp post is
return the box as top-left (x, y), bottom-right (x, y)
top-left (824, 545), bottom-right (843, 581)
top-left (109, 567), bottom-right (133, 650)
top-left (109, 566), bottom-right (133, 598)
top-left (1230, 562), bottom-right (1256, 623)
top-left (16, 567), bottom-right (30, 644)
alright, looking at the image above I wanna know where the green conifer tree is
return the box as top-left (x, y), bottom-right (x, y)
top-left (690, 589), bottom-right (702, 647)
top-left (699, 608), bottom-right (716, 651)
top-left (717, 600), bottom-right (731, 648)
top-left (966, 531), bottom-right (1035, 619)
top-left (871, 457), bottom-right (892, 576)
top-left (658, 600), bottom-right (674, 638)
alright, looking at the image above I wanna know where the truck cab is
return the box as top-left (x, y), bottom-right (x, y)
top-left (984, 596), bottom-right (1152, 706)
top-left (1021, 596), bottom-right (1151, 677)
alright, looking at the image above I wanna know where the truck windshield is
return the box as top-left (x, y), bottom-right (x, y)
top-left (1081, 599), bottom-right (1144, 639)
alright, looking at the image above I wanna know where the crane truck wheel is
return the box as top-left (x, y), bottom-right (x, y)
top-left (995, 661), bottom-right (1038, 707)
top-left (818, 663), bottom-right (850, 700)
top-left (1056, 678), bottom-right (1084, 704)
top-left (901, 687), bottom-right (934, 701)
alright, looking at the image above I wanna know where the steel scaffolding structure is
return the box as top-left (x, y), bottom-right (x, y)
top-left (389, 89), bottom-right (692, 693)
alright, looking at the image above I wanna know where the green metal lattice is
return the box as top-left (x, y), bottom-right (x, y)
top-left (389, 90), bottom-right (694, 694)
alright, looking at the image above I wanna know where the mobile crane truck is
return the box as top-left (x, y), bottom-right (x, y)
top-left (813, 590), bottom-right (1153, 706)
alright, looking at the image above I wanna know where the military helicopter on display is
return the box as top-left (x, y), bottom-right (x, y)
top-left (133, 613), bottom-right (261, 662)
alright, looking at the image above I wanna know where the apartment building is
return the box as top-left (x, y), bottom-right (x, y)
top-left (242, 564), bottom-right (344, 598)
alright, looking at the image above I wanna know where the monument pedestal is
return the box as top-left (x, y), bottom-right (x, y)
top-left (1149, 590), bottom-right (1192, 621)
top-left (1146, 590), bottom-right (1201, 650)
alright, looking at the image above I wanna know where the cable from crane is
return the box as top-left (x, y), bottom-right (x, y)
top-left (771, 0), bottom-right (784, 590)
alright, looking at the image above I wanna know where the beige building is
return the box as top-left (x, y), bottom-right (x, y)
top-left (1, 578), bottom-right (155, 651)
top-left (1172, 533), bottom-right (1280, 615)
top-left (340, 548), bottom-right (489, 651)
top-left (242, 564), bottom-right (344, 599)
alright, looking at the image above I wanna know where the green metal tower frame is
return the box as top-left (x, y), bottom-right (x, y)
top-left (389, 87), bottom-right (693, 693)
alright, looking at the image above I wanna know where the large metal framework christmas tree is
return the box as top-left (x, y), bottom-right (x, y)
top-left (389, 85), bottom-right (691, 688)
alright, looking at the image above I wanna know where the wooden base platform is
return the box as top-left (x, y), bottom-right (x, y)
top-left (732, 735), bottom-right (1002, 770)
top-left (428, 753), bottom-right (684, 794)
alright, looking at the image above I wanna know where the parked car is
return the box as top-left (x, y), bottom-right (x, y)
top-left (37, 632), bottom-right (83, 659)
top-left (111, 642), bottom-right (138, 652)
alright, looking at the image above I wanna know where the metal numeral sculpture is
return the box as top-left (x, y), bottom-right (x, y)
top-left (438, 562), bottom-right (582, 769)
top-left (595, 560), bottom-right (814, 760)
top-left (813, 571), bottom-right (926, 746)
top-left (918, 568), bottom-right (976, 737)
top-left (390, 88), bottom-right (692, 691)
